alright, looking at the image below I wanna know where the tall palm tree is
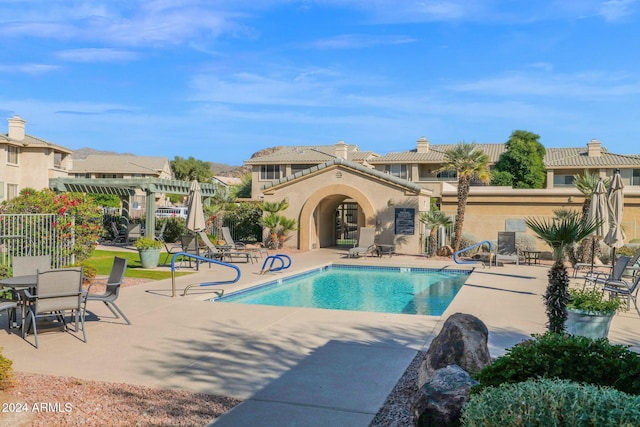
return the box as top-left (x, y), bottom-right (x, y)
top-left (436, 142), bottom-right (490, 252)
top-left (525, 214), bottom-right (600, 334)
top-left (420, 210), bottom-right (453, 256)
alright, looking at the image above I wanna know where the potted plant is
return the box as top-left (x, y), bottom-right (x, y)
top-left (134, 237), bottom-right (163, 268)
top-left (566, 288), bottom-right (622, 339)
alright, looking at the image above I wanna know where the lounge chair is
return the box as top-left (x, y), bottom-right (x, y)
top-left (126, 223), bottom-right (143, 245)
top-left (348, 227), bottom-right (376, 258)
top-left (111, 222), bottom-right (128, 244)
top-left (221, 226), bottom-right (267, 259)
top-left (583, 255), bottom-right (631, 290)
top-left (23, 267), bottom-right (86, 348)
top-left (603, 270), bottom-right (640, 315)
top-left (200, 231), bottom-right (256, 263)
top-left (84, 257), bottom-right (131, 325)
top-left (494, 232), bottom-right (520, 266)
top-left (574, 247), bottom-right (640, 278)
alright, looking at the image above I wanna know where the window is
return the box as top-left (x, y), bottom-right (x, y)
top-left (98, 174), bottom-right (117, 179)
top-left (260, 165), bottom-right (282, 180)
top-left (291, 164), bottom-right (308, 174)
top-left (7, 146), bottom-right (18, 164)
top-left (54, 152), bottom-right (63, 169)
top-left (74, 173), bottom-right (91, 178)
top-left (621, 169), bottom-right (640, 186)
top-left (553, 175), bottom-right (575, 187)
top-left (436, 170), bottom-right (457, 180)
top-left (384, 164), bottom-right (410, 180)
top-left (7, 184), bottom-right (18, 200)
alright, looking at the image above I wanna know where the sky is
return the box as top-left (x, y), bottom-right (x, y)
top-left (1, 0), bottom-right (639, 166)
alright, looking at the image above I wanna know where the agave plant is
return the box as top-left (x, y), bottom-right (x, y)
top-left (525, 214), bottom-right (601, 333)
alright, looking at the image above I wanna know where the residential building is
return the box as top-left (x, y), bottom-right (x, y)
top-left (0, 115), bottom-right (73, 201)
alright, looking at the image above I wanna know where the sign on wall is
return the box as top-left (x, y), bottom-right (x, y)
top-left (394, 208), bottom-right (415, 235)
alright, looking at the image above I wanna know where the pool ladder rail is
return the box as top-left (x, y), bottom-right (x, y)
top-left (260, 254), bottom-right (292, 275)
top-left (453, 240), bottom-right (493, 267)
top-left (170, 252), bottom-right (241, 297)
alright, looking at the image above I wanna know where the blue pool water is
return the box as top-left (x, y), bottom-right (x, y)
top-left (214, 265), bottom-right (470, 316)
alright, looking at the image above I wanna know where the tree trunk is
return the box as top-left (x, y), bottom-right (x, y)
top-left (545, 260), bottom-right (570, 334)
top-left (429, 228), bottom-right (438, 257)
top-left (453, 177), bottom-right (470, 252)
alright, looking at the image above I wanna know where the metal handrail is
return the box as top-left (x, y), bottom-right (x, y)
top-left (260, 254), bottom-right (292, 274)
top-left (453, 240), bottom-right (493, 265)
top-left (170, 252), bottom-right (241, 297)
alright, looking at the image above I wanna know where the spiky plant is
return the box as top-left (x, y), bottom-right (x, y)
top-left (278, 217), bottom-right (297, 248)
top-left (419, 210), bottom-right (453, 256)
top-left (525, 215), bottom-right (601, 333)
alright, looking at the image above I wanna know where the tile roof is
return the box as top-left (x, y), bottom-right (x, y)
top-left (70, 154), bottom-right (170, 174)
top-left (262, 157), bottom-right (426, 194)
top-left (244, 144), bottom-right (377, 164)
top-left (0, 133), bottom-right (72, 153)
top-left (368, 143), bottom-right (506, 163)
top-left (544, 147), bottom-right (640, 168)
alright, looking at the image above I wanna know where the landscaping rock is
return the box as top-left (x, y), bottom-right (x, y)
top-left (411, 364), bottom-right (477, 427)
top-left (418, 313), bottom-right (490, 388)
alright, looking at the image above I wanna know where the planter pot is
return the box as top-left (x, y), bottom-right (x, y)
top-left (138, 248), bottom-right (161, 269)
top-left (566, 308), bottom-right (614, 339)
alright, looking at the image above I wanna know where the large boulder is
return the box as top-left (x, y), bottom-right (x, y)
top-left (418, 313), bottom-right (490, 388)
top-left (411, 364), bottom-right (477, 427)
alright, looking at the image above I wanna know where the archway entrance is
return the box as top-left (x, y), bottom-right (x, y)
top-left (298, 184), bottom-right (375, 250)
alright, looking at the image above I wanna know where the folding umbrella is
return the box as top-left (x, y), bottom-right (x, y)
top-left (185, 180), bottom-right (206, 261)
top-left (586, 178), bottom-right (609, 271)
top-left (604, 170), bottom-right (625, 267)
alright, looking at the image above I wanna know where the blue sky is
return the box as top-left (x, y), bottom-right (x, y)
top-left (1, 1), bottom-right (638, 165)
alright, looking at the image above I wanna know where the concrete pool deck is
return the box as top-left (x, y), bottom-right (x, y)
top-left (0, 248), bottom-right (638, 426)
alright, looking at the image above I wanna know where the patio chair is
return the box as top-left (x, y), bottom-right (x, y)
top-left (155, 222), bottom-right (167, 242)
top-left (494, 232), bottom-right (520, 266)
top-left (84, 257), bottom-right (130, 325)
top-left (111, 222), bottom-right (127, 244)
top-left (574, 247), bottom-right (640, 278)
top-left (221, 226), bottom-right (267, 259)
top-left (126, 223), bottom-right (143, 245)
top-left (200, 231), bottom-right (256, 264)
top-left (23, 267), bottom-right (86, 349)
top-left (348, 227), bottom-right (376, 258)
top-left (583, 255), bottom-right (631, 290)
top-left (603, 270), bottom-right (640, 315)
top-left (12, 255), bottom-right (51, 276)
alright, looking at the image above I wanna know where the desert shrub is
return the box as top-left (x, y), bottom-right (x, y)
top-left (617, 245), bottom-right (638, 257)
top-left (223, 202), bottom-right (263, 243)
top-left (515, 233), bottom-right (537, 252)
top-left (160, 217), bottom-right (187, 243)
top-left (473, 332), bottom-right (640, 395)
top-left (0, 264), bottom-right (9, 280)
top-left (462, 378), bottom-right (640, 427)
top-left (78, 262), bottom-right (98, 279)
top-left (0, 350), bottom-right (13, 390)
top-left (458, 233), bottom-right (483, 257)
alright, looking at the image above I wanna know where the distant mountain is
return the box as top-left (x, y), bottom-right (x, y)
top-left (70, 146), bottom-right (283, 178)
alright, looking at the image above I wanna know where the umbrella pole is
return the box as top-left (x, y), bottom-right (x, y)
top-left (590, 237), bottom-right (596, 274)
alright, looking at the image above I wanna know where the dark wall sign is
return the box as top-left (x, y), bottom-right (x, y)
top-left (394, 208), bottom-right (415, 235)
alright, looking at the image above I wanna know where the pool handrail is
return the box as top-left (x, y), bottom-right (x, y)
top-left (260, 254), bottom-right (292, 274)
top-left (453, 240), bottom-right (493, 265)
top-left (170, 252), bottom-right (241, 297)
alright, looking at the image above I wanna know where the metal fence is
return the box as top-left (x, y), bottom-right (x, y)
top-left (0, 214), bottom-right (74, 268)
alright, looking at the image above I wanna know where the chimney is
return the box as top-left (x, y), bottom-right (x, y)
top-left (587, 139), bottom-right (602, 157)
top-left (335, 140), bottom-right (348, 159)
top-left (8, 115), bottom-right (26, 141)
top-left (416, 136), bottom-right (430, 153)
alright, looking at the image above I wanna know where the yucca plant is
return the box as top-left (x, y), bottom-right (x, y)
top-left (525, 215), bottom-right (601, 333)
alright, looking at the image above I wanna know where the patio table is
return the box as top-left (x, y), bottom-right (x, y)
top-left (0, 275), bottom-right (37, 329)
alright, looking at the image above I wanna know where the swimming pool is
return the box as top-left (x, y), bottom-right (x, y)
top-left (213, 265), bottom-right (470, 316)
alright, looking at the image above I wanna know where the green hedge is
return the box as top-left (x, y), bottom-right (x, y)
top-left (473, 333), bottom-right (640, 395)
top-left (462, 378), bottom-right (640, 426)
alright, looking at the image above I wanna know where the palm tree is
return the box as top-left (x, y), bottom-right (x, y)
top-left (260, 214), bottom-right (281, 249)
top-left (525, 214), bottom-right (601, 334)
top-left (278, 217), bottom-right (297, 248)
top-left (436, 142), bottom-right (490, 252)
top-left (261, 199), bottom-right (289, 215)
top-left (420, 211), bottom-right (453, 256)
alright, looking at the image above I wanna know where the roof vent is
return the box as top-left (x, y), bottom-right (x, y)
top-left (587, 139), bottom-right (602, 157)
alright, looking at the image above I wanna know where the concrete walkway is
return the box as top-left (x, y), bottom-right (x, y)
top-left (0, 249), bottom-right (638, 426)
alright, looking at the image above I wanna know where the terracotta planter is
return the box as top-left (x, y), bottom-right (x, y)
top-left (566, 308), bottom-right (614, 339)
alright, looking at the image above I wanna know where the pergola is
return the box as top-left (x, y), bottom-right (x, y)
top-left (49, 177), bottom-right (219, 238)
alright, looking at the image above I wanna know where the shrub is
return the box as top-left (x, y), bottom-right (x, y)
top-left (0, 350), bottom-right (13, 390)
top-left (462, 378), bottom-right (640, 427)
top-left (161, 217), bottom-right (187, 243)
top-left (0, 264), bottom-right (9, 280)
top-left (473, 332), bottom-right (640, 395)
top-left (515, 233), bottom-right (537, 252)
top-left (78, 261), bottom-right (98, 279)
top-left (458, 233), bottom-right (482, 257)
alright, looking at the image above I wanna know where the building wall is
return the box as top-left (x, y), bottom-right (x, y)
top-left (259, 165), bottom-right (431, 253)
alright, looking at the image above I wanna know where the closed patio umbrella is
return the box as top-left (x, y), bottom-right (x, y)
top-left (604, 170), bottom-right (625, 267)
top-left (586, 178), bottom-right (609, 271)
top-left (186, 180), bottom-right (206, 261)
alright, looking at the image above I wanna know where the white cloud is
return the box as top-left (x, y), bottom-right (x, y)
top-left (0, 64), bottom-right (60, 75)
top-left (600, 0), bottom-right (637, 21)
top-left (308, 34), bottom-right (416, 50)
top-left (55, 48), bottom-right (140, 62)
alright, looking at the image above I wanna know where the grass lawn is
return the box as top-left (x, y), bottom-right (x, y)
top-left (84, 250), bottom-right (192, 280)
